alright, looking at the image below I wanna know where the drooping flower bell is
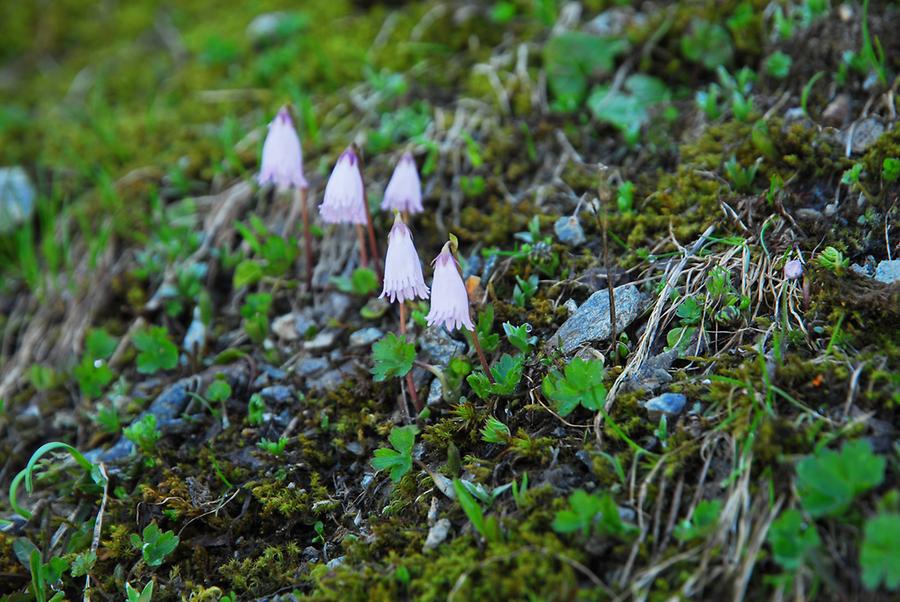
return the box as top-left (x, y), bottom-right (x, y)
top-left (425, 242), bottom-right (474, 331)
top-left (258, 106), bottom-right (307, 190)
top-left (784, 259), bottom-right (803, 280)
top-left (319, 147), bottom-right (367, 225)
top-left (381, 152), bottom-right (423, 214)
top-left (380, 213), bottom-right (429, 304)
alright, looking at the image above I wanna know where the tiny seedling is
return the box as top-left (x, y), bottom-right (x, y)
top-left (125, 581), bottom-right (154, 602)
top-left (674, 499), bottom-right (722, 542)
top-left (470, 304), bottom-right (500, 353)
top-left (552, 489), bottom-right (636, 539)
top-left (453, 478), bottom-right (502, 543)
top-left (512, 274), bottom-right (539, 307)
top-left (247, 393), bottom-right (266, 426)
top-left (502, 322), bottom-right (536, 354)
top-left (205, 379), bottom-right (232, 403)
top-left (467, 353), bottom-right (524, 399)
top-left (511, 472), bottom-right (529, 509)
top-left (240, 292), bottom-right (273, 344)
top-left (882, 158), bottom-right (900, 183)
top-left (815, 246), bottom-right (848, 275)
top-left (124, 414), bottom-right (161, 457)
top-left (9, 442), bottom-right (106, 519)
top-left (70, 550), bottom-right (97, 578)
top-left (130, 523), bottom-right (179, 567)
top-left (481, 416), bottom-right (511, 444)
top-left (257, 436), bottom-right (288, 456)
top-left (331, 267), bottom-right (379, 296)
top-left (371, 333), bottom-right (416, 382)
top-left (764, 51), bottom-right (792, 79)
top-left (724, 156), bottom-right (759, 192)
top-left (133, 326), bottom-right (179, 374)
top-left (371, 425), bottom-right (418, 482)
top-left (767, 509), bottom-right (821, 571)
top-left (617, 181), bottom-right (635, 214)
top-left (541, 358), bottom-right (606, 417)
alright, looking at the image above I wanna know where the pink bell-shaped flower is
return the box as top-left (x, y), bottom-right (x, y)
top-left (380, 213), bottom-right (429, 304)
top-left (381, 152), bottom-right (423, 214)
top-left (784, 259), bottom-right (803, 280)
top-left (425, 242), bottom-right (474, 331)
top-left (319, 147), bottom-right (367, 225)
top-left (258, 106), bottom-right (308, 190)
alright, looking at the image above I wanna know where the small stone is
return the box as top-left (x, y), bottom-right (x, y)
top-left (296, 356), bottom-right (329, 377)
top-left (554, 215), bottom-right (585, 246)
top-left (0, 167), bottom-right (35, 235)
top-left (360, 473), bottom-right (375, 489)
top-left (426, 378), bottom-right (443, 406)
top-left (260, 385), bottom-right (294, 404)
top-left (349, 327), bottom-right (383, 348)
top-left (302, 546), bottom-right (320, 562)
top-left (463, 253), bottom-right (483, 279)
top-left (821, 93), bottom-right (850, 127)
top-left (326, 556), bottom-right (345, 570)
top-left (304, 331), bottom-right (337, 351)
top-left (874, 259), bottom-right (900, 285)
top-left (843, 117), bottom-right (885, 156)
top-left (423, 518), bottom-right (452, 552)
top-left (547, 284), bottom-right (644, 354)
top-left (246, 11), bottom-right (307, 44)
top-left (272, 314), bottom-right (300, 341)
top-left (307, 368), bottom-right (348, 391)
top-left (420, 326), bottom-right (466, 368)
top-left (563, 298), bottom-right (578, 315)
top-left (642, 392), bottom-right (687, 416)
top-left (317, 293), bottom-right (352, 321)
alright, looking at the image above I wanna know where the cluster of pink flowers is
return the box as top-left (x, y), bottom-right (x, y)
top-left (258, 105), bottom-right (475, 335)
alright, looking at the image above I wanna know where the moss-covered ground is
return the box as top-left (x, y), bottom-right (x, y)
top-left (1, 1), bottom-right (898, 600)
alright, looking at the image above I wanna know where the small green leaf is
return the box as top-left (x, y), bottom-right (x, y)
top-left (796, 439), bottom-right (885, 518)
top-left (541, 358), bottom-right (606, 417)
top-left (233, 259), bottom-right (264, 288)
top-left (767, 509), bottom-right (820, 571)
top-left (133, 326), bottom-right (178, 374)
top-left (85, 328), bottom-right (118, 360)
top-left (205, 379), bottom-right (232, 402)
top-left (371, 333), bottom-right (416, 382)
top-left (371, 425), bottom-right (418, 482)
top-left (860, 513), bottom-right (900, 591)
top-left (674, 500), bottom-right (722, 542)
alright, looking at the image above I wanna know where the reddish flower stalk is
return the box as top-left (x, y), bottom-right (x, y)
top-left (258, 106), bottom-right (313, 290)
top-left (425, 241), bottom-right (494, 384)
top-left (381, 213), bottom-right (430, 411)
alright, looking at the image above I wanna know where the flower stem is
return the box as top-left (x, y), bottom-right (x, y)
top-left (399, 302), bottom-right (421, 411)
top-left (298, 186), bottom-right (314, 293)
top-left (356, 224), bottom-right (368, 268)
top-left (470, 327), bottom-right (495, 384)
top-left (353, 144), bottom-right (383, 282)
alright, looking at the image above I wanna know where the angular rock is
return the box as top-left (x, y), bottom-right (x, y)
top-left (295, 356), bottom-right (329, 377)
top-left (260, 385), bottom-right (294, 404)
top-left (547, 284), bottom-right (643, 354)
top-left (423, 518), bottom-right (452, 552)
top-left (272, 313), bottom-right (300, 341)
top-left (349, 327), bottom-right (383, 348)
top-left (304, 330), bottom-right (337, 351)
top-left (419, 326), bottom-right (466, 368)
top-left (642, 392), bottom-right (687, 416)
top-left (874, 259), bottom-right (900, 285)
top-left (843, 117), bottom-right (884, 155)
top-left (426, 378), bottom-right (443, 406)
top-left (554, 215), bottom-right (585, 246)
top-left (0, 167), bottom-right (35, 234)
